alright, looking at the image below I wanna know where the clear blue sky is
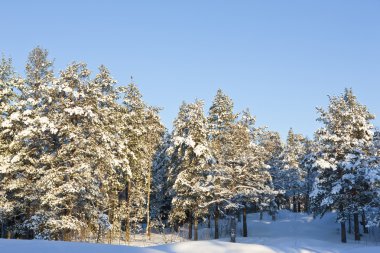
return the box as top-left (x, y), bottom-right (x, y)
top-left (1, 0), bottom-right (379, 138)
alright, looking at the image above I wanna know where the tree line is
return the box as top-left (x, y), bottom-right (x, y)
top-left (0, 48), bottom-right (379, 243)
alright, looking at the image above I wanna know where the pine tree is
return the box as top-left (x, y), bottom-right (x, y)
top-left (168, 100), bottom-right (213, 240)
top-left (0, 47), bottom-right (57, 239)
top-left (151, 132), bottom-right (172, 221)
top-left (230, 110), bottom-right (276, 237)
top-left (31, 63), bottom-right (124, 240)
top-left (120, 83), bottom-right (164, 240)
top-left (0, 55), bottom-right (21, 238)
top-left (310, 88), bottom-right (375, 243)
top-left (207, 89), bottom-right (237, 239)
top-left (277, 129), bottom-right (307, 212)
top-left (0, 48), bottom-right (164, 242)
top-left (256, 129), bottom-right (285, 211)
top-left (299, 140), bottom-right (319, 214)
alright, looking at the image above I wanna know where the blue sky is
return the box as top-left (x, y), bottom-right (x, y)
top-left (1, 0), bottom-right (379, 138)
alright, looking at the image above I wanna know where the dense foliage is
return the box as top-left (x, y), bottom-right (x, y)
top-left (0, 49), bottom-right (379, 243)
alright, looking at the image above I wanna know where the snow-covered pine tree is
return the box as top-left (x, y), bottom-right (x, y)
top-left (0, 48), bottom-right (166, 242)
top-left (364, 137), bottom-right (380, 228)
top-left (364, 129), bottom-right (380, 227)
top-left (255, 129), bottom-right (285, 212)
top-left (310, 88), bottom-right (375, 243)
top-left (32, 63), bottom-right (123, 241)
top-left (251, 128), bottom-right (284, 219)
top-left (254, 129), bottom-right (283, 170)
top-left (0, 56), bottom-right (22, 238)
top-left (168, 100), bottom-right (213, 241)
top-left (207, 89), bottom-right (237, 239)
top-left (0, 47), bottom-right (58, 239)
top-left (275, 128), bottom-right (307, 212)
top-left (373, 129), bottom-right (380, 156)
top-left (230, 109), bottom-right (276, 237)
top-left (120, 83), bottom-right (164, 240)
top-left (150, 131), bottom-right (172, 222)
top-left (299, 139), bottom-right (319, 214)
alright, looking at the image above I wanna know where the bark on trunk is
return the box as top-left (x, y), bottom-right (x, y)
top-left (348, 215), bottom-right (352, 234)
top-left (214, 205), bottom-right (219, 239)
top-left (194, 218), bottom-right (198, 241)
top-left (297, 198), bottom-right (301, 213)
top-left (188, 215), bottom-right (192, 240)
top-left (354, 212), bottom-right (360, 241)
top-left (207, 214), bottom-right (211, 229)
top-left (174, 223), bottom-right (179, 233)
top-left (230, 216), bottom-right (236, 243)
top-left (125, 182), bottom-right (131, 243)
top-left (1, 223), bottom-right (5, 239)
top-left (362, 211), bottom-right (368, 234)
top-left (96, 224), bottom-right (102, 243)
top-left (260, 211), bottom-right (263, 220)
top-left (243, 205), bottom-right (247, 237)
top-left (305, 195), bottom-right (310, 214)
top-left (146, 168), bottom-right (152, 240)
top-left (340, 205), bottom-right (347, 243)
top-left (108, 197), bottom-right (115, 244)
top-left (293, 195), bottom-right (297, 212)
top-left (341, 221), bottom-right (347, 243)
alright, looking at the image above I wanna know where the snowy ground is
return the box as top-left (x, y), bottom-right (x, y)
top-left (1, 211), bottom-right (380, 253)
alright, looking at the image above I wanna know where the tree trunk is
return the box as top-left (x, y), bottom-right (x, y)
top-left (237, 209), bottom-right (241, 222)
top-left (1, 223), bottom-right (5, 239)
top-left (125, 182), bottom-right (131, 243)
top-left (174, 223), bottom-right (179, 233)
top-left (293, 195), bottom-right (297, 212)
top-left (340, 205), bottom-right (347, 243)
top-left (243, 205), bottom-right (247, 237)
top-left (362, 211), bottom-right (368, 234)
top-left (341, 221), bottom-right (347, 243)
top-left (207, 214), bottom-right (211, 229)
top-left (188, 214), bottom-right (192, 240)
top-left (354, 212), bottom-right (360, 241)
top-left (272, 214), bottom-right (276, 221)
top-left (108, 197), bottom-right (115, 244)
top-left (348, 214), bottom-right (352, 234)
top-left (275, 198), bottom-right (280, 211)
top-left (304, 190), bottom-right (310, 214)
top-left (297, 197), bottom-right (301, 213)
top-left (260, 211), bottom-right (263, 220)
top-left (214, 205), bottom-right (219, 239)
top-left (305, 194), bottom-right (310, 214)
top-left (194, 218), bottom-right (198, 241)
top-left (146, 168), bottom-right (152, 240)
top-left (230, 216), bottom-right (236, 243)
top-left (96, 224), bottom-right (102, 243)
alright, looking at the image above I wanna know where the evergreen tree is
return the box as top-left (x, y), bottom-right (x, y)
top-left (0, 48), bottom-right (56, 239)
top-left (120, 83), bottom-right (164, 240)
top-left (0, 48), bottom-right (164, 242)
top-left (168, 100), bottom-right (213, 241)
top-left (151, 132), bottom-right (172, 221)
top-left (310, 88), bottom-right (375, 243)
top-left (299, 139), bottom-right (319, 213)
top-left (207, 89), bottom-right (237, 239)
top-left (277, 129), bottom-right (307, 212)
top-left (0, 55), bottom-right (21, 238)
top-left (230, 110), bottom-right (276, 236)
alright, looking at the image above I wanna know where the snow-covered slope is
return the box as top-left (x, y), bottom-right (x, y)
top-left (1, 211), bottom-right (380, 253)
top-left (0, 239), bottom-right (160, 253)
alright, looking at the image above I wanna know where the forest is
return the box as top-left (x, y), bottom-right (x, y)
top-left (0, 47), bottom-right (379, 245)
